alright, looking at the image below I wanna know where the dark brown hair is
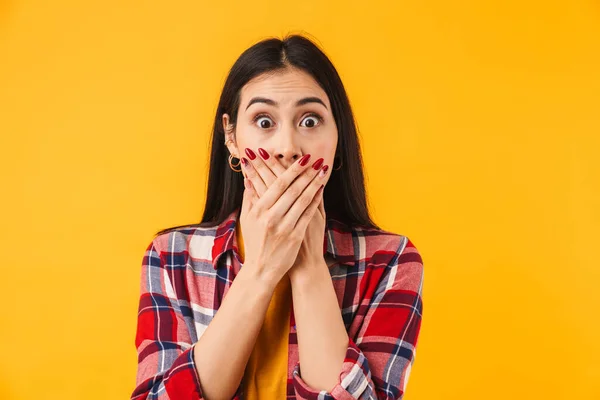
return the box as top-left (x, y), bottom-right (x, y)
top-left (155, 34), bottom-right (380, 236)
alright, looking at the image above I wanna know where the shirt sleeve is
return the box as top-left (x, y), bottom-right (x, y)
top-left (291, 236), bottom-right (424, 400)
top-left (131, 239), bottom-right (205, 400)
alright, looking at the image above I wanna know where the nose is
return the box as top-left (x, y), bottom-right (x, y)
top-left (273, 126), bottom-right (303, 168)
top-left (275, 150), bottom-right (302, 168)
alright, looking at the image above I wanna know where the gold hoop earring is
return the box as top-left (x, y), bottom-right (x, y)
top-left (229, 154), bottom-right (242, 172)
top-left (225, 139), bottom-right (242, 172)
top-left (333, 155), bottom-right (343, 171)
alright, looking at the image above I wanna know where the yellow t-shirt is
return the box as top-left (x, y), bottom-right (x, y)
top-left (236, 219), bottom-right (292, 399)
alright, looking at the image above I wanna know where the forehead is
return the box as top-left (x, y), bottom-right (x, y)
top-left (240, 68), bottom-right (330, 107)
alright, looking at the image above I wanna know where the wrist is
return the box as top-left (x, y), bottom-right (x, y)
top-left (235, 263), bottom-right (277, 297)
top-left (238, 260), bottom-right (280, 294)
top-left (289, 258), bottom-right (329, 288)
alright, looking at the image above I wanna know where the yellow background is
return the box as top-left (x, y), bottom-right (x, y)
top-left (1, 1), bottom-right (598, 399)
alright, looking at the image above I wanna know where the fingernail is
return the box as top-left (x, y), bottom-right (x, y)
top-left (258, 148), bottom-right (270, 160)
top-left (241, 157), bottom-right (250, 167)
top-left (321, 165), bottom-right (329, 173)
top-left (319, 165), bottom-right (328, 177)
top-left (312, 158), bottom-right (324, 170)
top-left (245, 148), bottom-right (256, 160)
top-left (299, 154), bottom-right (311, 166)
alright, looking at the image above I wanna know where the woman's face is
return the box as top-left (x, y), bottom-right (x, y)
top-left (223, 68), bottom-right (338, 184)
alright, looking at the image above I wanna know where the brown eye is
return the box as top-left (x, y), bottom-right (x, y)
top-left (253, 114), bottom-right (274, 129)
top-left (300, 113), bottom-right (323, 128)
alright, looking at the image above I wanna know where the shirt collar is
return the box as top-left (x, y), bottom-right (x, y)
top-left (210, 207), bottom-right (356, 270)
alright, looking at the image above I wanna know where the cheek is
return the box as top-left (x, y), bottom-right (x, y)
top-left (235, 129), bottom-right (269, 150)
top-left (315, 142), bottom-right (337, 167)
top-left (235, 136), bottom-right (261, 154)
top-left (323, 129), bottom-right (338, 163)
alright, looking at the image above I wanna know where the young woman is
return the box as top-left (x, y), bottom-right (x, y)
top-left (132, 34), bottom-right (424, 400)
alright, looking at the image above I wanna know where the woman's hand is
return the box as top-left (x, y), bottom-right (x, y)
top-left (239, 148), bottom-right (329, 283)
top-left (238, 149), bottom-right (328, 287)
top-left (287, 194), bottom-right (327, 284)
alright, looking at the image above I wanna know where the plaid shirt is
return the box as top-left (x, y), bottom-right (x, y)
top-left (132, 207), bottom-right (424, 400)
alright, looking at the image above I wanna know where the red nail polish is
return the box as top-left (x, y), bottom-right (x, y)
top-left (321, 165), bottom-right (329, 173)
top-left (241, 157), bottom-right (249, 166)
top-left (299, 154), bottom-right (311, 166)
top-left (258, 148), bottom-right (270, 160)
top-left (312, 158), bottom-right (324, 170)
top-left (245, 148), bottom-right (256, 160)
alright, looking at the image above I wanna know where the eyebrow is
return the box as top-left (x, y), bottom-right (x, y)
top-left (245, 96), bottom-right (328, 111)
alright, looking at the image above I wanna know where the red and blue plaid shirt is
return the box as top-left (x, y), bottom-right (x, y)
top-left (132, 207), bottom-right (424, 399)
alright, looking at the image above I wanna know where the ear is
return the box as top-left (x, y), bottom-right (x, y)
top-left (222, 113), bottom-right (238, 156)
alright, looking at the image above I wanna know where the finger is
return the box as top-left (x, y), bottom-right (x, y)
top-left (241, 148), bottom-right (277, 198)
top-left (241, 156), bottom-right (267, 196)
top-left (293, 184), bottom-right (325, 232)
top-left (247, 177), bottom-right (260, 207)
top-left (318, 195), bottom-right (325, 220)
top-left (252, 154), bottom-right (315, 215)
top-left (280, 162), bottom-right (328, 228)
top-left (241, 177), bottom-right (255, 218)
top-left (248, 150), bottom-right (322, 201)
top-left (278, 158), bottom-right (326, 217)
top-left (256, 148), bottom-right (287, 189)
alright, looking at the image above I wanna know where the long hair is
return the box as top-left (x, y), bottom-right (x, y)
top-left (156, 34), bottom-right (380, 236)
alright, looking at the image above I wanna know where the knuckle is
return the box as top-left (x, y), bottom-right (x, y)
top-left (264, 215), bottom-right (276, 230)
top-left (290, 163), bottom-right (304, 178)
top-left (264, 157), bottom-right (274, 169)
top-left (280, 223), bottom-right (292, 236)
top-left (291, 231), bottom-right (304, 242)
top-left (299, 193), bottom-right (312, 208)
top-left (287, 185), bottom-right (301, 199)
top-left (274, 178), bottom-right (287, 192)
